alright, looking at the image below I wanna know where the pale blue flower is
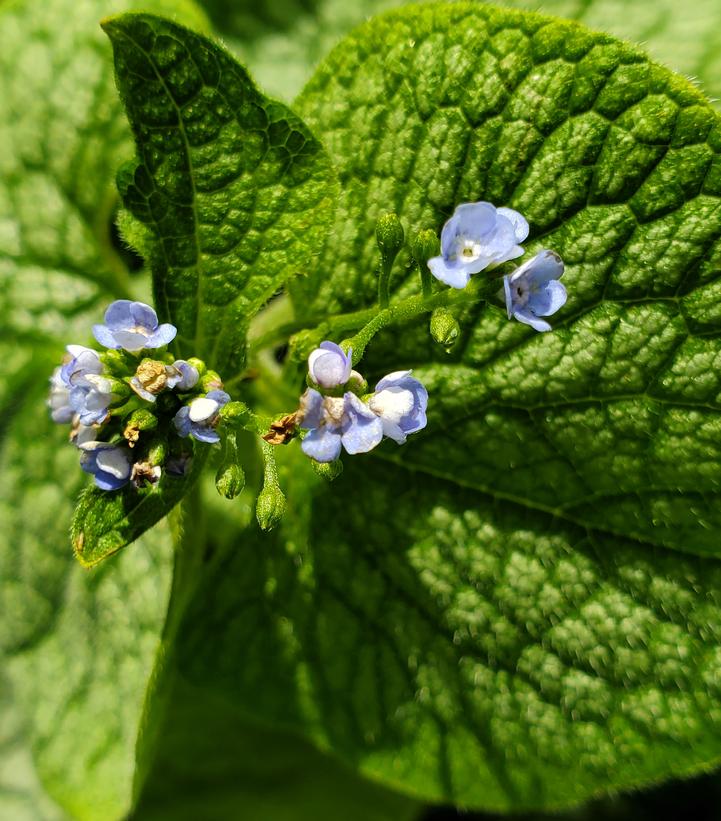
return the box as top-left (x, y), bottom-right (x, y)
top-left (166, 360), bottom-right (199, 391)
top-left (308, 341), bottom-right (353, 389)
top-left (428, 202), bottom-right (529, 288)
top-left (78, 441), bottom-right (132, 491)
top-left (368, 371), bottom-right (428, 444)
top-left (93, 300), bottom-right (176, 352)
top-left (174, 390), bottom-right (230, 444)
top-left (50, 345), bottom-right (113, 426)
top-left (48, 367), bottom-right (73, 423)
top-left (503, 250), bottom-right (566, 332)
top-left (298, 389), bottom-right (383, 462)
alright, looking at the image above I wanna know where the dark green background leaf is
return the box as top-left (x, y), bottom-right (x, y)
top-left (106, 13), bottom-right (336, 377)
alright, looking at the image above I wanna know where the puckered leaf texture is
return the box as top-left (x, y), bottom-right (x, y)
top-left (155, 2), bottom-right (721, 813)
top-left (0, 0), bottom-right (205, 818)
top-left (106, 13), bottom-right (336, 378)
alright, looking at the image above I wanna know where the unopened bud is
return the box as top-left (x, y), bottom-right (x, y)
top-left (201, 369), bottom-right (223, 392)
top-left (311, 459), bottom-right (343, 482)
top-left (376, 212), bottom-right (404, 270)
top-left (411, 229), bottom-right (439, 267)
top-left (123, 407), bottom-right (158, 446)
top-left (256, 484), bottom-right (286, 531)
top-left (216, 462), bottom-right (245, 500)
top-left (146, 437), bottom-right (167, 466)
top-left (430, 307), bottom-right (460, 350)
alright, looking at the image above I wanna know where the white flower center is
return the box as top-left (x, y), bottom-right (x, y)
top-left (322, 396), bottom-right (346, 425)
top-left (368, 387), bottom-right (414, 423)
top-left (455, 237), bottom-right (481, 262)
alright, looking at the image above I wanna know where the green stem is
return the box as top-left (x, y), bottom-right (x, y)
top-left (419, 264), bottom-right (433, 299)
top-left (378, 259), bottom-right (392, 309)
top-left (341, 275), bottom-right (499, 365)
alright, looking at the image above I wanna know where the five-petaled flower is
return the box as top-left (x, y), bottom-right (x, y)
top-left (368, 371), bottom-right (428, 444)
top-left (93, 300), bottom-right (177, 352)
top-left (428, 201), bottom-right (529, 289)
top-left (174, 390), bottom-right (231, 444)
top-left (503, 249), bottom-right (566, 332)
top-left (55, 345), bottom-right (115, 426)
top-left (298, 389), bottom-right (384, 462)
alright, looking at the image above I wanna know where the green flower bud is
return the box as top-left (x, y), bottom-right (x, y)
top-left (375, 212), bottom-right (405, 260)
top-left (220, 400), bottom-right (252, 426)
top-left (216, 462), bottom-right (246, 500)
top-left (411, 228), bottom-right (439, 266)
top-left (376, 212), bottom-right (405, 309)
top-left (186, 357), bottom-right (206, 377)
top-left (430, 306), bottom-right (460, 350)
top-left (256, 440), bottom-right (285, 531)
top-left (256, 483), bottom-right (286, 531)
top-left (146, 437), bottom-right (167, 467)
top-left (101, 348), bottom-right (139, 376)
top-left (201, 369), bottom-right (223, 392)
top-left (123, 407), bottom-right (158, 446)
top-left (311, 459), bottom-right (343, 482)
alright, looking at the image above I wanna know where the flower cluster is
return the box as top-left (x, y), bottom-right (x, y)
top-left (296, 342), bottom-right (427, 463)
top-left (427, 201), bottom-right (567, 332)
top-left (49, 300), bottom-right (231, 491)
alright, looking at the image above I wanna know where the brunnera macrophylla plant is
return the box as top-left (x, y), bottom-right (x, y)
top-left (8, 2), bottom-right (721, 819)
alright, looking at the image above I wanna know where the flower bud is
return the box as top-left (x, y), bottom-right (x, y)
top-left (146, 437), bottom-right (167, 467)
top-left (186, 357), bottom-right (206, 377)
top-left (311, 459), bottom-right (343, 482)
top-left (201, 369), bottom-right (223, 392)
top-left (216, 462), bottom-right (245, 500)
top-left (411, 229), bottom-right (439, 267)
top-left (220, 400), bottom-right (252, 426)
top-left (430, 307), bottom-right (460, 350)
top-left (123, 407), bottom-right (158, 446)
top-left (256, 483), bottom-right (286, 531)
top-left (376, 212), bottom-right (405, 261)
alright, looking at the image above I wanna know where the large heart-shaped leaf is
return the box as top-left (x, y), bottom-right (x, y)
top-left (161, 3), bottom-right (721, 811)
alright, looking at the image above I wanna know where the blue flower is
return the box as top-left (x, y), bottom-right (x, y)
top-left (428, 202), bottom-right (529, 288)
top-left (78, 442), bottom-right (132, 491)
top-left (93, 300), bottom-right (177, 352)
top-left (298, 389), bottom-right (383, 462)
top-left (368, 371), bottom-right (428, 444)
top-left (50, 345), bottom-right (114, 426)
top-left (308, 341), bottom-right (353, 389)
top-left (166, 360), bottom-right (199, 391)
top-left (48, 367), bottom-right (73, 423)
top-left (503, 250), bottom-right (566, 332)
top-left (174, 389), bottom-right (230, 444)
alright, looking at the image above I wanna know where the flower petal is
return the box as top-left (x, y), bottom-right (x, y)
top-left (92, 324), bottom-right (120, 349)
top-left (104, 300), bottom-right (135, 329)
top-left (428, 256), bottom-right (472, 289)
top-left (302, 428), bottom-right (342, 462)
top-left (112, 330), bottom-right (151, 352)
top-left (533, 279), bottom-right (568, 317)
top-left (146, 323), bottom-right (177, 348)
top-left (513, 306), bottom-right (552, 332)
top-left (129, 301), bottom-right (159, 331)
top-left (496, 207), bottom-right (529, 243)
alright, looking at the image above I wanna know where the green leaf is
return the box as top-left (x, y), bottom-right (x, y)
top-left (198, 0), bottom-right (721, 106)
top-left (499, 0), bottom-right (721, 109)
top-left (71, 446), bottom-right (208, 568)
top-left (158, 3), bottom-right (721, 812)
top-left (105, 13), bottom-right (336, 377)
top-left (0, 383), bottom-right (175, 821)
top-left (133, 676), bottom-right (421, 821)
top-left (0, 0), bottom-right (206, 816)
